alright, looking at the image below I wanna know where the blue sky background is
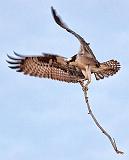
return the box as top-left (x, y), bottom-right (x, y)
top-left (1, 0), bottom-right (129, 159)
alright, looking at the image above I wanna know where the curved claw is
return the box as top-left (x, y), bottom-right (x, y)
top-left (79, 80), bottom-right (88, 92)
top-left (82, 85), bottom-right (88, 92)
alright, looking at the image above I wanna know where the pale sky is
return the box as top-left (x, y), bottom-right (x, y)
top-left (1, 0), bottom-right (129, 160)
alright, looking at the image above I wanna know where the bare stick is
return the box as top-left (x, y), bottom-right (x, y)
top-left (79, 82), bottom-right (124, 154)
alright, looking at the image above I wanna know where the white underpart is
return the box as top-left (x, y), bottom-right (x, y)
top-left (66, 57), bottom-right (72, 61)
top-left (82, 65), bottom-right (91, 85)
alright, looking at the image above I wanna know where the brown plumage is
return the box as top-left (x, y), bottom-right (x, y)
top-left (7, 52), bottom-right (84, 83)
top-left (7, 7), bottom-right (120, 85)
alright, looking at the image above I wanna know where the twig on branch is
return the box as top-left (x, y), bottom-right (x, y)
top-left (79, 82), bottom-right (124, 154)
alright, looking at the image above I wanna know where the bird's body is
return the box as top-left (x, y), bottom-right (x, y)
top-left (7, 7), bottom-right (120, 87)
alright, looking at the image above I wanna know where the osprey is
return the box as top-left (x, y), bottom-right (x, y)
top-left (7, 7), bottom-right (120, 88)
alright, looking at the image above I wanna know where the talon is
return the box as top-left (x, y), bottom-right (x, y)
top-left (78, 80), bottom-right (84, 87)
top-left (79, 80), bottom-right (89, 92)
top-left (83, 85), bottom-right (88, 92)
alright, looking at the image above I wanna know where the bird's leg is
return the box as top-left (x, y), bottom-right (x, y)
top-left (79, 65), bottom-right (91, 91)
top-left (84, 65), bottom-right (91, 90)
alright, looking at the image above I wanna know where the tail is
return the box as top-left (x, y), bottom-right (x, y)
top-left (94, 60), bottom-right (120, 80)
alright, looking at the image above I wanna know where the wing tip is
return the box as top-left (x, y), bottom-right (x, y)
top-left (8, 65), bottom-right (20, 69)
top-left (13, 51), bottom-right (24, 57)
top-left (50, 6), bottom-right (67, 30)
top-left (51, 6), bottom-right (55, 14)
top-left (6, 60), bottom-right (21, 65)
top-left (6, 52), bottom-right (24, 71)
top-left (51, 6), bottom-right (57, 19)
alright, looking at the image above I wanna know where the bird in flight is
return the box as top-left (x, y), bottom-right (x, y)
top-left (7, 7), bottom-right (120, 89)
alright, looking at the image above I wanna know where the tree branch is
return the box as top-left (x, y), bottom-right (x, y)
top-left (79, 82), bottom-right (124, 154)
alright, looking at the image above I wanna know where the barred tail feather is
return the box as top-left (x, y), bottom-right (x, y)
top-left (94, 60), bottom-right (120, 80)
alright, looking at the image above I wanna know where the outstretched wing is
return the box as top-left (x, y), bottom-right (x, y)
top-left (94, 60), bottom-right (120, 80)
top-left (51, 6), bottom-right (97, 60)
top-left (7, 52), bottom-right (84, 83)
